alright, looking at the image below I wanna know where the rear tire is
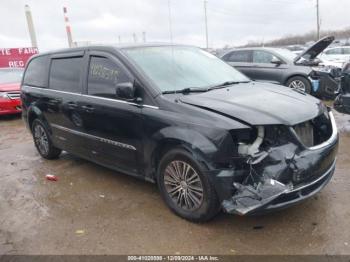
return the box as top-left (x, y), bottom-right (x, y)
top-left (157, 148), bottom-right (220, 222)
top-left (32, 119), bottom-right (61, 159)
top-left (286, 76), bottom-right (312, 94)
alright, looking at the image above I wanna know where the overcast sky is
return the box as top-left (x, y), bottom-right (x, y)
top-left (1, 0), bottom-right (350, 51)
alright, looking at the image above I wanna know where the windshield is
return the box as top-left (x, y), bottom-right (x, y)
top-left (274, 48), bottom-right (298, 61)
top-left (0, 68), bottom-right (24, 84)
top-left (123, 46), bottom-right (249, 92)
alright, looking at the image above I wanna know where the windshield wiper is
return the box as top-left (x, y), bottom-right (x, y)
top-left (162, 81), bottom-right (250, 94)
top-left (207, 80), bottom-right (250, 91)
top-left (162, 87), bottom-right (207, 94)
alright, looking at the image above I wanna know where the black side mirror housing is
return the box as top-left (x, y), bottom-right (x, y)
top-left (116, 82), bottom-right (135, 100)
top-left (271, 57), bottom-right (282, 65)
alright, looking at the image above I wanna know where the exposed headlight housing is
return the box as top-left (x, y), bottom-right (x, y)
top-left (238, 126), bottom-right (265, 156)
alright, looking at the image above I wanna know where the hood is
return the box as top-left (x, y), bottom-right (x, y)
top-left (294, 36), bottom-right (334, 64)
top-left (179, 82), bottom-right (326, 126)
top-left (0, 82), bottom-right (20, 92)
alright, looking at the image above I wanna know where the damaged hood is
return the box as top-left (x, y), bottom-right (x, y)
top-left (179, 82), bottom-right (326, 126)
top-left (294, 36), bottom-right (334, 64)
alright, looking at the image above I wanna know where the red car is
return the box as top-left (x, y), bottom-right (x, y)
top-left (0, 68), bottom-right (23, 115)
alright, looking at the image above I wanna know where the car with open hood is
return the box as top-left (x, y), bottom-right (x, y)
top-left (21, 44), bottom-right (338, 221)
top-left (220, 36), bottom-right (340, 99)
top-left (0, 68), bottom-right (23, 115)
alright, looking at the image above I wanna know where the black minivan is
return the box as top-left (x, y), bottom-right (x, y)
top-left (21, 44), bottom-right (339, 221)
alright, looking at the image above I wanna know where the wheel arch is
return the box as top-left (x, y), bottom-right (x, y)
top-left (284, 74), bottom-right (310, 86)
top-left (27, 106), bottom-right (51, 134)
top-left (147, 126), bottom-right (230, 181)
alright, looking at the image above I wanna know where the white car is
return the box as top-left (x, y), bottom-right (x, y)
top-left (319, 46), bottom-right (350, 68)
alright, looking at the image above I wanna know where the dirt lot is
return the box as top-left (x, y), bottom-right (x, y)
top-left (0, 111), bottom-right (350, 255)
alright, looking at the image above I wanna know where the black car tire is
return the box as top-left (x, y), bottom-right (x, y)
top-left (286, 76), bottom-right (312, 94)
top-left (32, 119), bottom-right (61, 159)
top-left (157, 148), bottom-right (220, 222)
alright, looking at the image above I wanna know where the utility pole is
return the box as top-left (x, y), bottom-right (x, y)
top-left (204, 0), bottom-right (209, 49)
top-left (63, 7), bottom-right (74, 47)
top-left (118, 35), bottom-right (121, 43)
top-left (142, 32), bottom-right (146, 43)
top-left (133, 33), bottom-right (137, 43)
top-left (316, 0), bottom-right (320, 40)
top-left (167, 0), bottom-right (173, 44)
top-left (24, 5), bottom-right (38, 48)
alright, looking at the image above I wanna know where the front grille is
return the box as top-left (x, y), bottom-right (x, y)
top-left (293, 112), bottom-right (333, 147)
top-left (7, 91), bottom-right (20, 100)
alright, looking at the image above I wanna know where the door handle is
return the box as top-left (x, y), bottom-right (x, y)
top-left (67, 102), bottom-right (78, 109)
top-left (82, 105), bottom-right (94, 113)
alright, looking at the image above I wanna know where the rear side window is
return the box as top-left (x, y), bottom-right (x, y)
top-left (253, 50), bottom-right (276, 63)
top-left (23, 56), bottom-right (49, 87)
top-left (49, 57), bottom-right (83, 93)
top-left (224, 50), bottom-right (251, 62)
top-left (87, 56), bottom-right (131, 99)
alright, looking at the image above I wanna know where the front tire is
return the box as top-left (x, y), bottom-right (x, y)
top-left (32, 119), bottom-right (61, 159)
top-left (286, 76), bottom-right (312, 94)
top-left (157, 148), bottom-right (220, 222)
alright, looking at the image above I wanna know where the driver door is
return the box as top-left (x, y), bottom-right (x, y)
top-left (79, 51), bottom-right (143, 176)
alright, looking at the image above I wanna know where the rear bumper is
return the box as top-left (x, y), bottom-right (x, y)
top-left (0, 99), bottom-right (22, 115)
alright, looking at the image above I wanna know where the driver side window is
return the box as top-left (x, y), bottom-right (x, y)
top-left (88, 56), bottom-right (132, 99)
top-left (253, 50), bottom-right (276, 64)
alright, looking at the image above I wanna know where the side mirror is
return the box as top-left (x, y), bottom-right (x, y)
top-left (271, 57), bottom-right (282, 65)
top-left (116, 82), bottom-right (135, 100)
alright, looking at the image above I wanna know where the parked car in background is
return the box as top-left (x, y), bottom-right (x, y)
top-left (0, 68), bottom-right (23, 115)
top-left (21, 44), bottom-right (338, 221)
top-left (334, 62), bottom-right (350, 114)
top-left (286, 45), bottom-right (305, 56)
top-left (220, 36), bottom-right (339, 98)
top-left (319, 46), bottom-right (350, 68)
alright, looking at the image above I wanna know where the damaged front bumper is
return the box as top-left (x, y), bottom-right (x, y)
top-left (334, 93), bottom-right (350, 114)
top-left (222, 159), bottom-right (336, 215)
top-left (211, 112), bottom-right (339, 216)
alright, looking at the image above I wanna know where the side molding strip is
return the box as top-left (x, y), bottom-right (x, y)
top-left (51, 124), bottom-right (137, 151)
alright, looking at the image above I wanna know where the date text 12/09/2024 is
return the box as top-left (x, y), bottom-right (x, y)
top-left (127, 256), bottom-right (219, 261)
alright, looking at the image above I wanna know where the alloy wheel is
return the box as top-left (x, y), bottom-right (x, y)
top-left (34, 124), bottom-right (49, 155)
top-left (164, 160), bottom-right (204, 211)
top-left (289, 80), bottom-right (306, 92)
